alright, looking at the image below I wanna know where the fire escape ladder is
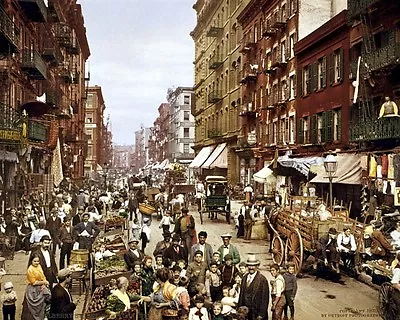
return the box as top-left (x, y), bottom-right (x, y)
top-left (360, 12), bottom-right (375, 54)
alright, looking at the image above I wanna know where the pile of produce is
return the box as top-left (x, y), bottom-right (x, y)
top-left (86, 285), bottom-right (112, 313)
top-left (96, 256), bottom-right (126, 273)
top-left (105, 216), bottom-right (125, 225)
top-left (114, 308), bottom-right (138, 320)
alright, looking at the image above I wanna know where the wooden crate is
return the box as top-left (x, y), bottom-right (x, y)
top-left (94, 271), bottom-right (133, 286)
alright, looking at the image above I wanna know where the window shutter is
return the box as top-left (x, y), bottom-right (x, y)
top-left (312, 62), bottom-right (318, 92)
top-left (336, 109), bottom-right (342, 141)
top-left (298, 118), bottom-right (304, 144)
top-left (293, 74), bottom-right (297, 98)
top-left (338, 48), bottom-right (344, 82)
top-left (329, 53), bottom-right (334, 85)
top-left (321, 112), bottom-right (327, 142)
top-left (322, 56), bottom-right (327, 88)
top-left (297, 68), bottom-right (303, 97)
top-left (310, 115), bottom-right (318, 144)
top-left (285, 117), bottom-right (289, 142)
top-left (285, 40), bottom-right (290, 62)
top-left (326, 110), bottom-right (333, 142)
top-left (293, 0), bottom-right (298, 13)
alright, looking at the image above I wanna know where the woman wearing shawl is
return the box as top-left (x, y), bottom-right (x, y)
top-left (21, 253), bottom-right (51, 320)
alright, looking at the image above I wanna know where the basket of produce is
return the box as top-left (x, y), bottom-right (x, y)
top-left (94, 256), bottom-right (132, 285)
top-left (139, 203), bottom-right (156, 216)
top-left (85, 285), bottom-right (112, 319)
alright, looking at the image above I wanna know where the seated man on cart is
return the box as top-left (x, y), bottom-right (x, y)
top-left (337, 227), bottom-right (357, 271)
top-left (314, 228), bottom-right (340, 273)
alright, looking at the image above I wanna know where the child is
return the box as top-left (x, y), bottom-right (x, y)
top-left (270, 264), bottom-right (286, 320)
top-left (176, 276), bottom-right (191, 317)
top-left (141, 256), bottom-right (155, 296)
top-left (205, 260), bottom-right (222, 302)
top-left (159, 211), bottom-right (174, 233)
top-left (132, 218), bottom-right (141, 240)
top-left (140, 217), bottom-right (151, 254)
top-left (188, 294), bottom-right (209, 320)
top-left (221, 286), bottom-right (237, 316)
top-left (232, 273), bottom-right (243, 297)
top-left (211, 301), bottom-right (224, 320)
top-left (1, 282), bottom-right (17, 320)
top-left (195, 283), bottom-right (212, 309)
top-left (154, 255), bottom-right (164, 270)
top-left (283, 263), bottom-right (297, 320)
top-left (219, 254), bottom-right (239, 287)
top-left (238, 262), bottom-right (247, 277)
top-left (212, 252), bottom-right (222, 266)
top-left (177, 259), bottom-right (187, 277)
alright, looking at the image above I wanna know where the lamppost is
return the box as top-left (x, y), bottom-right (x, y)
top-left (324, 153), bottom-right (338, 210)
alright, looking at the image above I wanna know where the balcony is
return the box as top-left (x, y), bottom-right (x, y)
top-left (60, 66), bottom-right (73, 83)
top-left (349, 117), bottom-right (400, 141)
top-left (269, 89), bottom-right (289, 109)
top-left (206, 26), bottom-right (223, 37)
top-left (208, 91), bottom-right (222, 104)
top-left (45, 90), bottom-right (58, 106)
top-left (66, 37), bottom-right (79, 55)
top-left (263, 61), bottom-right (276, 75)
top-left (363, 41), bottom-right (400, 73)
top-left (0, 6), bottom-right (20, 55)
top-left (209, 54), bottom-right (223, 69)
top-left (21, 49), bottom-right (47, 80)
top-left (240, 37), bottom-right (256, 53)
top-left (18, 0), bottom-right (47, 22)
top-left (0, 102), bottom-right (20, 131)
top-left (271, 53), bottom-right (287, 69)
top-left (263, 16), bottom-right (286, 37)
top-left (348, 0), bottom-right (383, 20)
top-left (28, 120), bottom-right (47, 142)
top-left (239, 102), bottom-right (257, 117)
top-left (41, 36), bottom-right (63, 65)
top-left (53, 23), bottom-right (72, 48)
top-left (240, 65), bottom-right (258, 84)
top-left (207, 129), bottom-right (223, 139)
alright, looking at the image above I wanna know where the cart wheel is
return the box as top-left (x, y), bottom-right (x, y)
top-left (379, 282), bottom-right (397, 320)
top-left (271, 235), bottom-right (284, 266)
top-left (285, 229), bottom-right (303, 275)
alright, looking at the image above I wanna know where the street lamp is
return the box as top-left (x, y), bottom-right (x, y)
top-left (324, 153), bottom-right (337, 210)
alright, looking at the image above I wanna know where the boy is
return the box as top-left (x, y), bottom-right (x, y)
top-left (283, 263), bottom-right (297, 320)
top-left (1, 282), bottom-right (17, 320)
top-left (188, 294), bottom-right (209, 320)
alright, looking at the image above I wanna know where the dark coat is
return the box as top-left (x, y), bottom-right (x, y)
top-left (123, 248), bottom-right (144, 270)
top-left (318, 235), bottom-right (338, 260)
top-left (59, 226), bottom-right (74, 244)
top-left (238, 271), bottom-right (269, 320)
top-left (73, 221), bottom-right (100, 250)
top-left (46, 216), bottom-right (62, 244)
top-left (163, 244), bottom-right (188, 268)
top-left (48, 284), bottom-right (76, 320)
top-left (190, 242), bottom-right (213, 266)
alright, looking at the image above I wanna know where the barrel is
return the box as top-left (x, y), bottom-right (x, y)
top-left (251, 219), bottom-right (268, 240)
top-left (70, 249), bottom-right (89, 267)
top-left (139, 203), bottom-right (156, 216)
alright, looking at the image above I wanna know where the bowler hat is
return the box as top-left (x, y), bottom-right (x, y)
top-left (245, 253), bottom-right (260, 266)
top-left (328, 227), bottom-right (338, 235)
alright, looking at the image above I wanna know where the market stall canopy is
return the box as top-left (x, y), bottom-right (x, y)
top-left (159, 158), bottom-right (170, 170)
top-left (274, 154), bottom-right (324, 176)
top-left (310, 153), bottom-right (362, 185)
top-left (152, 162), bottom-right (161, 169)
top-left (201, 143), bottom-right (227, 169)
top-left (253, 163), bottom-right (274, 183)
top-left (189, 145), bottom-right (215, 168)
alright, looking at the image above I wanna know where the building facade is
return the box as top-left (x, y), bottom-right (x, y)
top-left (166, 87), bottom-right (195, 163)
top-left (0, 0), bottom-right (89, 207)
top-left (152, 103), bottom-right (170, 163)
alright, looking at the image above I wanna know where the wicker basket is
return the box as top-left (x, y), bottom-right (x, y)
top-left (70, 249), bottom-right (89, 266)
top-left (139, 203), bottom-right (156, 216)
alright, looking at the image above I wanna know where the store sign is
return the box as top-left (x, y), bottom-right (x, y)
top-left (247, 132), bottom-right (257, 145)
top-left (85, 123), bottom-right (97, 128)
top-left (0, 129), bottom-right (21, 141)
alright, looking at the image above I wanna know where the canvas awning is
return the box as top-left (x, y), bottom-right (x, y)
top-left (159, 159), bottom-right (170, 170)
top-left (310, 153), bottom-right (362, 185)
top-left (201, 143), bottom-right (227, 169)
top-left (275, 154), bottom-right (323, 176)
top-left (189, 146), bottom-right (215, 168)
top-left (253, 163), bottom-right (274, 183)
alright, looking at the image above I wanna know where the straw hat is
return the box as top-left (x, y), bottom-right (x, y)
top-left (245, 253), bottom-right (260, 266)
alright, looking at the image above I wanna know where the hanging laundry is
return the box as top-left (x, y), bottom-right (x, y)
top-left (381, 154), bottom-right (388, 177)
top-left (376, 164), bottom-right (382, 179)
top-left (388, 154), bottom-right (395, 180)
top-left (369, 155), bottom-right (377, 178)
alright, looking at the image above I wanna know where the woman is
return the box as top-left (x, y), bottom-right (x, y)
top-left (142, 268), bottom-right (179, 320)
top-left (105, 276), bottom-right (141, 318)
top-left (21, 254), bottom-right (51, 320)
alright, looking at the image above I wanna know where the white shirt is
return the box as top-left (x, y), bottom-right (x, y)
top-left (188, 306), bottom-right (209, 320)
top-left (390, 230), bottom-right (400, 246)
top-left (391, 267), bottom-right (400, 284)
top-left (337, 233), bottom-right (357, 251)
top-left (41, 249), bottom-right (51, 267)
top-left (30, 229), bottom-right (51, 244)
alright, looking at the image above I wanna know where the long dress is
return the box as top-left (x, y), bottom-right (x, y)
top-left (148, 281), bottom-right (179, 320)
top-left (21, 265), bottom-right (51, 320)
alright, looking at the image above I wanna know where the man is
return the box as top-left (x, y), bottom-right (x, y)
top-left (337, 227), bottom-right (357, 270)
top-left (30, 220), bottom-right (51, 248)
top-left (123, 239), bottom-right (144, 271)
top-left (238, 254), bottom-right (269, 320)
top-left (244, 202), bottom-right (255, 240)
top-left (62, 198), bottom-right (73, 220)
top-left (163, 233), bottom-right (188, 268)
top-left (73, 212), bottom-right (100, 252)
top-left (59, 217), bottom-right (74, 269)
top-left (195, 180), bottom-right (205, 212)
top-left (71, 206), bottom-right (82, 227)
top-left (46, 207), bottom-right (62, 255)
top-left (217, 233), bottom-right (241, 265)
top-left (49, 268), bottom-right (76, 320)
top-left (369, 220), bottom-right (396, 257)
top-left (190, 231), bottom-right (213, 265)
top-left (314, 227), bottom-right (340, 273)
top-left (76, 189), bottom-right (86, 210)
top-left (153, 230), bottom-right (172, 257)
top-left (30, 235), bottom-right (58, 287)
top-left (174, 207), bottom-right (196, 252)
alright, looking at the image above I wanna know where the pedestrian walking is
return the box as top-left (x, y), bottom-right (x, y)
top-left (59, 217), bottom-right (74, 269)
top-left (141, 217), bottom-right (151, 254)
top-left (1, 282), bottom-right (17, 320)
top-left (270, 264), bottom-right (286, 320)
top-left (159, 211), bottom-right (174, 234)
top-left (174, 207), bottom-right (196, 252)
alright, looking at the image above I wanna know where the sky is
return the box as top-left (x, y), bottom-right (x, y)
top-left (78, 0), bottom-right (196, 145)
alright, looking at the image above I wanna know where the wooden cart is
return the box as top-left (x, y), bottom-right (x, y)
top-left (267, 195), bottom-right (365, 274)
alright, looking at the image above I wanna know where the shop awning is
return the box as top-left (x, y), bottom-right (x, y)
top-left (189, 146), bottom-right (215, 168)
top-left (0, 150), bottom-right (18, 162)
top-left (159, 158), bottom-right (170, 170)
top-left (310, 153), bottom-right (362, 185)
top-left (201, 143), bottom-right (227, 169)
top-left (254, 163), bottom-right (274, 183)
top-left (275, 154), bottom-right (323, 176)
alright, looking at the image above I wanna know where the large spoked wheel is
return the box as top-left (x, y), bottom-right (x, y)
top-left (285, 229), bottom-right (303, 275)
top-left (271, 234), bottom-right (284, 265)
top-left (379, 282), bottom-right (398, 320)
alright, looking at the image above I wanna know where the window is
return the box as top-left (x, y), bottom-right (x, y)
top-left (289, 116), bottom-right (295, 143)
top-left (184, 95), bottom-right (190, 104)
top-left (281, 80), bottom-right (287, 101)
top-left (281, 40), bottom-right (286, 62)
top-left (289, 0), bottom-right (297, 16)
top-left (184, 111), bottom-right (190, 121)
top-left (86, 117), bottom-right (92, 123)
top-left (298, 117), bottom-right (309, 144)
top-left (87, 145), bottom-right (93, 157)
top-left (330, 49), bottom-right (344, 84)
top-left (333, 108), bottom-right (342, 141)
top-left (289, 74), bottom-right (296, 99)
top-left (317, 57), bottom-right (327, 89)
top-left (273, 121), bottom-right (278, 144)
top-left (183, 127), bottom-right (190, 138)
top-left (183, 144), bottom-right (190, 153)
top-left (289, 33), bottom-right (296, 58)
top-left (280, 118), bottom-right (285, 144)
top-left (304, 65), bottom-right (311, 95)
